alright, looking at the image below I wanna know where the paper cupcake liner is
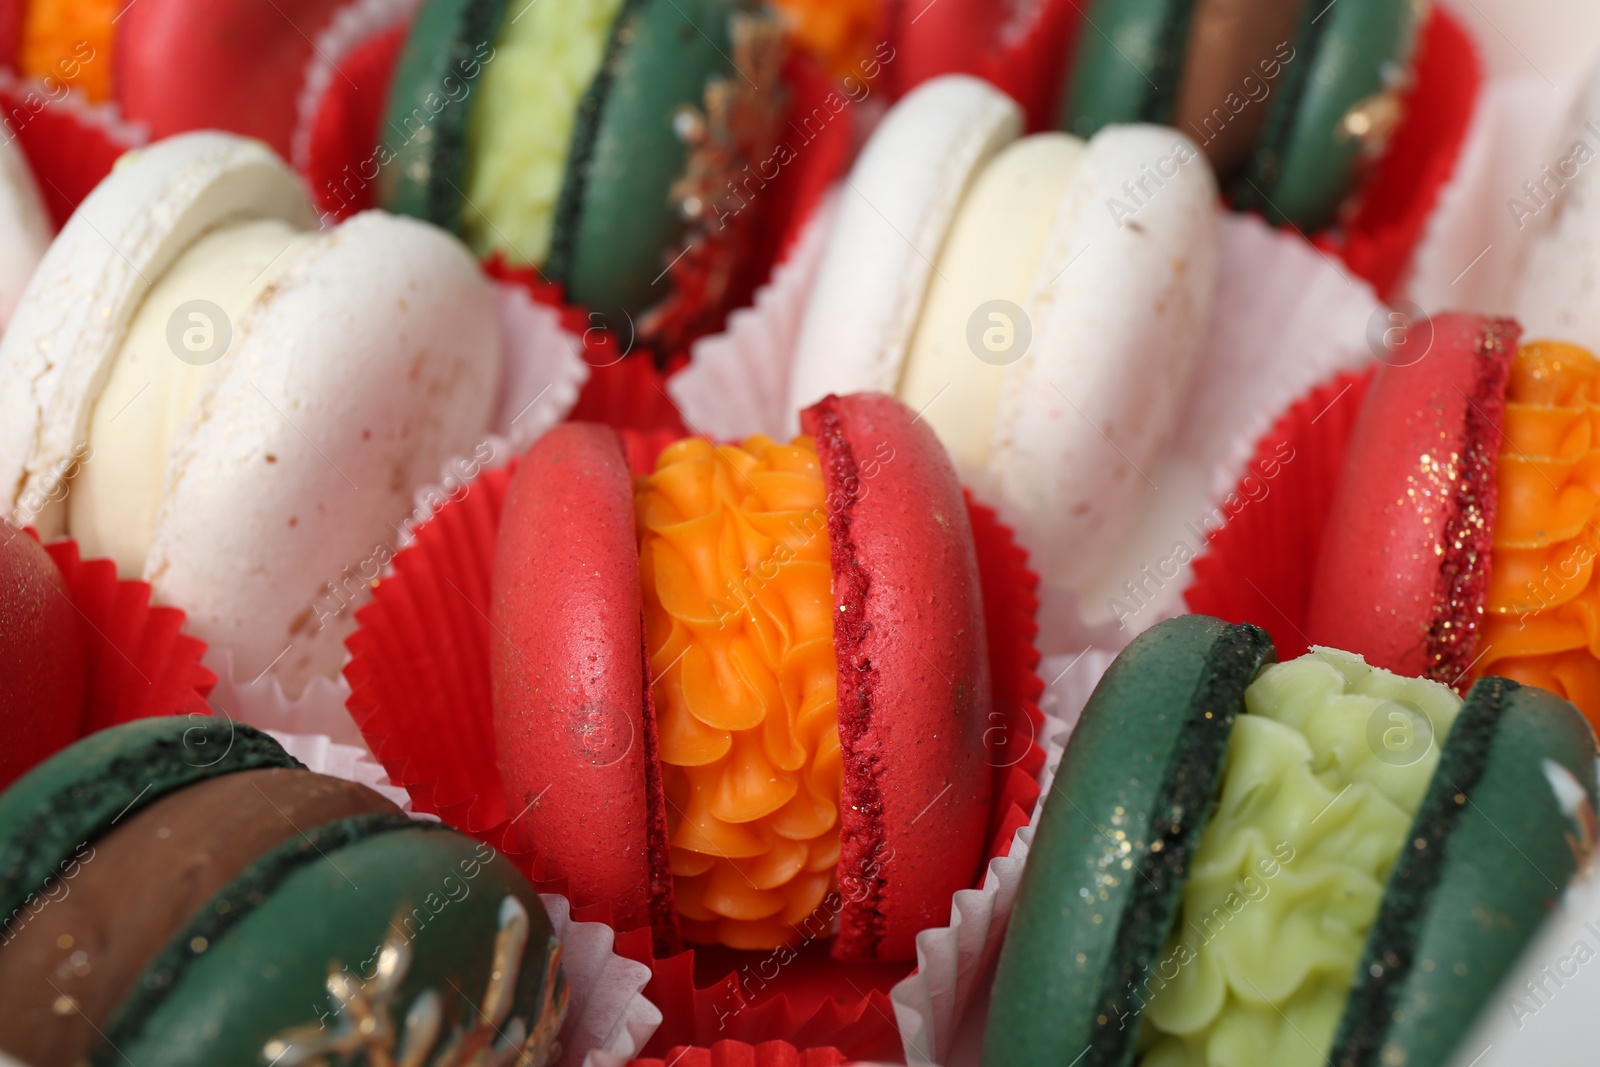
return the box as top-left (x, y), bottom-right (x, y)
top-left (292, 0), bottom-right (421, 206)
top-left (342, 429), bottom-right (1048, 1058)
top-left (1313, 6), bottom-right (1482, 299)
top-left (0, 72), bottom-right (146, 229)
top-left (36, 535), bottom-right (215, 730)
top-left (669, 191), bottom-right (839, 442)
top-left (1184, 367), bottom-right (1375, 661)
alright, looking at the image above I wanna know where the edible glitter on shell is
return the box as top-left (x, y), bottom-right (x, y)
top-left (1422, 319), bottom-right (1515, 689)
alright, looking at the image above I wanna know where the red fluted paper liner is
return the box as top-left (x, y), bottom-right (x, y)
top-left (19, 533), bottom-right (214, 747)
top-left (292, 0), bottom-right (420, 210)
top-left (0, 72), bottom-right (146, 229)
top-left (614, 1041), bottom-right (847, 1067)
top-left (1313, 6), bottom-right (1481, 299)
top-left (344, 433), bottom-right (1047, 1058)
top-left (1184, 368), bottom-right (1375, 660)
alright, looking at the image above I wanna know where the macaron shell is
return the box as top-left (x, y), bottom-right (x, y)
top-left (1334, 678), bottom-right (1600, 1067)
top-left (801, 391), bottom-right (994, 962)
top-left (0, 525), bottom-right (85, 790)
top-left (548, 0), bottom-right (740, 319)
top-left (0, 717), bottom-right (298, 934)
top-left (0, 133), bottom-right (313, 533)
top-left (989, 124), bottom-right (1217, 592)
top-left (142, 209), bottom-right (499, 695)
top-left (983, 615), bottom-right (1275, 1066)
top-left (103, 822), bottom-right (565, 1067)
top-left (1306, 314), bottom-right (1518, 686)
top-left (0, 767), bottom-right (399, 1065)
top-left (1057, 0), bottom-right (1192, 138)
top-left (0, 131), bottom-right (48, 332)
top-left (1514, 60), bottom-right (1600, 353)
top-left (490, 422), bottom-right (678, 951)
top-left (1171, 0), bottom-right (1303, 173)
top-left (787, 76), bottom-right (1021, 428)
top-left (376, 0), bottom-right (503, 229)
top-left (115, 0), bottom-right (348, 157)
top-left (1241, 0), bottom-right (1421, 230)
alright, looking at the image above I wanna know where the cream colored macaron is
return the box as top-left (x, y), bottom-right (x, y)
top-left (0, 133), bottom-right (49, 335)
top-left (0, 132), bottom-right (501, 696)
top-left (788, 75), bottom-right (1218, 593)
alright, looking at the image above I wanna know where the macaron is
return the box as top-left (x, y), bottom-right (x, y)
top-left (1060, 0), bottom-right (1423, 231)
top-left (0, 717), bottom-right (567, 1067)
top-left (787, 74), bottom-right (1217, 596)
top-left (0, 131), bottom-right (500, 696)
top-left (491, 391), bottom-right (993, 961)
top-left (1305, 314), bottom-right (1600, 732)
top-left (11, 0), bottom-right (348, 157)
top-left (986, 613), bottom-right (1598, 1067)
top-left (1514, 58), bottom-right (1600, 354)
top-left (0, 128), bottom-right (48, 332)
top-left (376, 0), bottom-right (790, 348)
top-left (0, 522), bottom-right (84, 790)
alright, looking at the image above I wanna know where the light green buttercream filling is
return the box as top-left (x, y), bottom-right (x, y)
top-left (460, 0), bottom-right (625, 263)
top-left (1135, 649), bottom-right (1462, 1067)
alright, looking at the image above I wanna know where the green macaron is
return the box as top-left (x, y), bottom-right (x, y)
top-left (0, 718), bottom-right (567, 1067)
top-left (985, 614), bottom-right (1599, 1067)
top-left (1060, 0), bottom-right (1421, 231)
top-left (377, 0), bottom-right (784, 340)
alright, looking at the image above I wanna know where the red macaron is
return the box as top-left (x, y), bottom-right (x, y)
top-left (1307, 312), bottom-right (1518, 686)
top-left (489, 392), bottom-right (994, 963)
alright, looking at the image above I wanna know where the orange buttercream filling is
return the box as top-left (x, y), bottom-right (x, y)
top-left (20, 0), bottom-right (116, 102)
top-left (636, 435), bottom-right (843, 950)
top-left (1477, 342), bottom-right (1600, 726)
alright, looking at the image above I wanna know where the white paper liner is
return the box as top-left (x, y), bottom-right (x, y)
top-left (886, 649), bottom-right (1114, 1066)
top-left (259, 727), bottom-right (662, 1065)
top-left (1400, 73), bottom-right (1573, 317)
top-left (0, 70), bottom-right (149, 150)
top-left (290, 0), bottom-right (424, 176)
top-left (669, 190), bottom-right (840, 440)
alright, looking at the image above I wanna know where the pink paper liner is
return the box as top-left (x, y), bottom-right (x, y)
top-left (1183, 368), bottom-right (1375, 660)
top-left (0, 74), bottom-right (145, 230)
top-left (344, 435), bottom-right (1045, 1059)
top-left (625, 1041), bottom-right (846, 1067)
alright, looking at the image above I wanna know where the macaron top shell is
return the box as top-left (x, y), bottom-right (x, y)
top-left (1307, 314), bottom-right (1519, 686)
top-left (0, 524), bottom-right (85, 790)
top-left (787, 75), bottom-right (1022, 421)
top-left (0, 131), bottom-right (48, 333)
top-left (801, 391), bottom-right (994, 961)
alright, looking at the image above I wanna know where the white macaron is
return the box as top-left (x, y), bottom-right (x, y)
top-left (788, 75), bottom-right (1218, 593)
top-left (0, 131), bottom-right (501, 695)
top-left (0, 132), bottom-right (49, 334)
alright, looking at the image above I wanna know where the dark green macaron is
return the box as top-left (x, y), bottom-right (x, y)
top-left (378, 0), bottom-right (780, 333)
top-left (0, 718), bottom-right (566, 1067)
top-left (985, 615), bottom-right (1599, 1067)
top-left (1060, 0), bottom-right (1421, 231)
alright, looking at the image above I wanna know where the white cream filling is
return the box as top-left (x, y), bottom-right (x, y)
top-left (896, 133), bottom-right (1085, 471)
top-left (69, 218), bottom-right (318, 577)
